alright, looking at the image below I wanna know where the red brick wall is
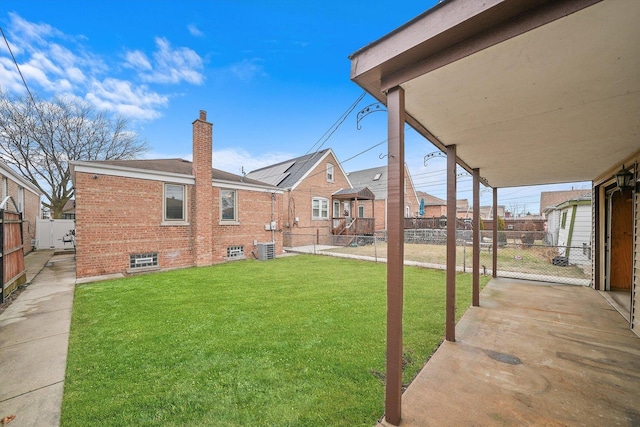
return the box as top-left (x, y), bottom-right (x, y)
top-left (404, 165), bottom-right (420, 217)
top-left (211, 187), bottom-right (284, 261)
top-left (282, 152), bottom-right (350, 244)
top-left (74, 172), bottom-right (195, 278)
top-left (74, 170), bottom-right (285, 278)
top-left (3, 177), bottom-right (40, 254)
top-left (192, 111), bottom-right (214, 266)
top-left (370, 166), bottom-right (420, 233)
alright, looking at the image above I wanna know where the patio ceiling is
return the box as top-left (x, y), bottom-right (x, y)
top-left (350, 0), bottom-right (640, 189)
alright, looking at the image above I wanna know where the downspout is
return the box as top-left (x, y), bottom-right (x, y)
top-left (271, 193), bottom-right (275, 243)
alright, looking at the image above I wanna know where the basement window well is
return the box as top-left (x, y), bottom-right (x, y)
top-left (226, 246), bottom-right (245, 260)
top-left (129, 253), bottom-right (159, 270)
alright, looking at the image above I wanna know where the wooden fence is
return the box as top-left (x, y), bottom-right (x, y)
top-left (1, 196), bottom-right (26, 303)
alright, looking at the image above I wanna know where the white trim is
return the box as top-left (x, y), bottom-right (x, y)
top-left (312, 196), bottom-right (330, 220)
top-left (290, 149), bottom-right (353, 191)
top-left (161, 221), bottom-right (189, 226)
top-left (164, 183), bottom-right (187, 222)
top-left (71, 161), bottom-right (195, 185)
top-left (0, 162), bottom-right (41, 196)
top-left (404, 162), bottom-right (420, 207)
top-left (220, 188), bottom-right (238, 222)
top-left (212, 179), bottom-right (282, 193)
top-left (326, 163), bottom-right (334, 182)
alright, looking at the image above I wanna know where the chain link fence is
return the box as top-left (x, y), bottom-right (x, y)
top-left (283, 230), bottom-right (591, 286)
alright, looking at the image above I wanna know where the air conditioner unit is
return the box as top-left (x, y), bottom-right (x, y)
top-left (257, 242), bottom-right (276, 261)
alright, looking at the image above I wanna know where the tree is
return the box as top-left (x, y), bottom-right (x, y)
top-left (0, 91), bottom-right (149, 218)
top-left (497, 215), bottom-right (507, 246)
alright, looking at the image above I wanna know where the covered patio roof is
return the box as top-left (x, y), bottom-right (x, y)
top-left (332, 186), bottom-right (376, 200)
top-left (350, 0), bottom-right (640, 188)
top-left (349, 0), bottom-right (639, 424)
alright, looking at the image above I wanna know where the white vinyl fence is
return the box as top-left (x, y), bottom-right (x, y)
top-left (35, 219), bottom-right (75, 250)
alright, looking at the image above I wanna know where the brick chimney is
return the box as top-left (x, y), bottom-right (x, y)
top-left (192, 110), bottom-right (213, 267)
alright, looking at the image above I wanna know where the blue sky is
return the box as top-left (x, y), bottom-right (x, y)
top-left (0, 1), bottom-right (588, 214)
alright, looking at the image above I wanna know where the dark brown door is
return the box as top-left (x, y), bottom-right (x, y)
top-left (610, 189), bottom-right (633, 291)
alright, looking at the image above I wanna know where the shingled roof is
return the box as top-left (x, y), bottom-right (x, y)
top-left (540, 189), bottom-right (592, 214)
top-left (246, 149), bottom-right (336, 189)
top-left (84, 158), bottom-right (272, 187)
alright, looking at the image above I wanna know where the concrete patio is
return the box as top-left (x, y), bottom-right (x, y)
top-left (378, 278), bottom-right (640, 426)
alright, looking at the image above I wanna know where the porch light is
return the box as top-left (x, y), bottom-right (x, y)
top-left (615, 164), bottom-right (634, 192)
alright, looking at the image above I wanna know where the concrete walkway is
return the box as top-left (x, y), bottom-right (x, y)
top-left (377, 278), bottom-right (640, 426)
top-left (0, 250), bottom-right (76, 427)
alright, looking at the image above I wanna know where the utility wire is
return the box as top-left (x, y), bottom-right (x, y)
top-left (1, 27), bottom-right (35, 102)
top-left (303, 91), bottom-right (366, 156)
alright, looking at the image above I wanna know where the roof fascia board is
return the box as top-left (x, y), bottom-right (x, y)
top-left (212, 179), bottom-right (283, 193)
top-left (593, 149), bottom-right (640, 187)
top-left (557, 199), bottom-right (592, 209)
top-left (0, 162), bottom-right (42, 196)
top-left (290, 149), bottom-right (350, 191)
top-left (380, 0), bottom-right (602, 92)
top-left (404, 163), bottom-right (420, 205)
top-left (71, 161), bottom-right (194, 185)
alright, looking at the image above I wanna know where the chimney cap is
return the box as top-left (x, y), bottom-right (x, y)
top-left (199, 110), bottom-right (207, 121)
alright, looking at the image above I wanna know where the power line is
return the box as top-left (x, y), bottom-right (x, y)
top-left (1, 26), bottom-right (35, 102)
top-left (303, 91), bottom-right (366, 156)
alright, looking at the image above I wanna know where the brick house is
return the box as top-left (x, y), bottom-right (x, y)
top-left (246, 149), bottom-right (374, 247)
top-left (0, 161), bottom-right (41, 254)
top-left (70, 111), bottom-right (283, 279)
top-left (416, 191), bottom-right (446, 217)
top-left (347, 164), bottom-right (420, 232)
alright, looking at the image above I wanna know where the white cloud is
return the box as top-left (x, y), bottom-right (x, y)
top-left (149, 147), bottom-right (294, 175)
top-left (229, 58), bottom-right (266, 82)
top-left (212, 147), bottom-right (293, 174)
top-left (187, 24), bottom-right (204, 38)
top-left (138, 37), bottom-right (204, 85)
top-left (0, 57), bottom-right (26, 93)
top-left (85, 78), bottom-right (168, 120)
top-left (124, 50), bottom-right (152, 71)
top-left (0, 13), bottom-right (204, 122)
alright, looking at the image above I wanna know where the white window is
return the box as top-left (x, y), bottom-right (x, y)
top-left (373, 173), bottom-right (381, 181)
top-left (164, 184), bottom-right (186, 221)
top-left (333, 200), bottom-right (341, 218)
top-left (326, 163), bottom-right (334, 182)
top-left (358, 205), bottom-right (365, 218)
top-left (220, 189), bottom-right (237, 222)
top-left (312, 197), bottom-right (329, 220)
top-left (1, 177), bottom-right (6, 200)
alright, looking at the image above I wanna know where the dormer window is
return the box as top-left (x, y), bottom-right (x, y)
top-left (326, 163), bottom-right (334, 182)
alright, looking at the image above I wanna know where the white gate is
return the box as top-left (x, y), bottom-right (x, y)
top-left (35, 219), bottom-right (75, 249)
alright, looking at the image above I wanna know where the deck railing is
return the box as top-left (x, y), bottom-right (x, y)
top-left (332, 217), bottom-right (375, 236)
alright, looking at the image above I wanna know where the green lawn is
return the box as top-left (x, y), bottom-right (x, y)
top-left (62, 255), bottom-right (487, 426)
top-left (327, 242), bottom-right (589, 280)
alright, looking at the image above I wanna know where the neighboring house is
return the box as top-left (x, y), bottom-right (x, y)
top-left (61, 199), bottom-right (75, 219)
top-left (417, 191), bottom-right (446, 217)
top-left (347, 164), bottom-right (420, 231)
top-left (246, 149), bottom-right (371, 247)
top-left (555, 194), bottom-right (592, 265)
top-left (456, 199), bottom-right (470, 218)
top-left (71, 111), bottom-right (283, 279)
top-left (541, 190), bottom-right (591, 246)
top-left (0, 161), bottom-right (41, 254)
top-left (478, 205), bottom-right (505, 220)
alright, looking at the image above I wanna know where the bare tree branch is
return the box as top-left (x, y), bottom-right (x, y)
top-left (0, 91), bottom-right (149, 218)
